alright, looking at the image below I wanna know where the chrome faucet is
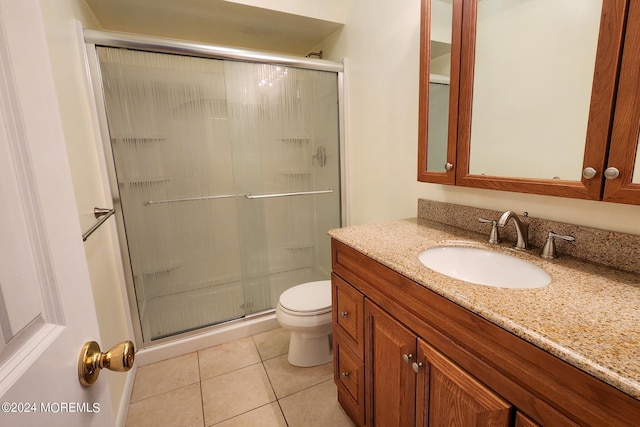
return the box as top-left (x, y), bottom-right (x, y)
top-left (497, 211), bottom-right (529, 250)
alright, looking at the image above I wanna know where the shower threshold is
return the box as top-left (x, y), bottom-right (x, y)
top-left (148, 308), bottom-right (276, 343)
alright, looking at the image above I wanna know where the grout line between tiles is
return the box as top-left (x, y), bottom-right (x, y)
top-left (199, 360), bottom-right (264, 383)
top-left (251, 333), bottom-right (291, 426)
top-left (277, 377), bottom-right (335, 402)
top-left (209, 402), bottom-right (284, 427)
top-left (275, 399), bottom-right (290, 427)
top-left (128, 382), bottom-right (200, 406)
top-left (196, 351), bottom-right (206, 427)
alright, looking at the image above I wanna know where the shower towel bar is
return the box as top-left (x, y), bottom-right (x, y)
top-left (82, 207), bottom-right (115, 241)
top-left (244, 189), bottom-right (333, 199)
top-left (144, 189), bottom-right (333, 205)
top-left (144, 194), bottom-right (236, 205)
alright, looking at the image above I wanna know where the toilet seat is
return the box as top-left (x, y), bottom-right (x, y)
top-left (278, 280), bottom-right (331, 315)
top-left (277, 304), bottom-right (331, 316)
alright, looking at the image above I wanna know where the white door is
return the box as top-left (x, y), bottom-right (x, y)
top-left (0, 1), bottom-right (114, 426)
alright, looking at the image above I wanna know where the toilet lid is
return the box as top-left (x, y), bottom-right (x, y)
top-left (279, 280), bottom-right (332, 313)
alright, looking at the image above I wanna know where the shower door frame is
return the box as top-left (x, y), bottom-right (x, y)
top-left (83, 29), bottom-right (347, 348)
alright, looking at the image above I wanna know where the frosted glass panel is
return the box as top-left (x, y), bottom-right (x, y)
top-left (98, 47), bottom-right (341, 341)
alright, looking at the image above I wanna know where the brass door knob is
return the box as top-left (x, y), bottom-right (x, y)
top-left (78, 340), bottom-right (135, 387)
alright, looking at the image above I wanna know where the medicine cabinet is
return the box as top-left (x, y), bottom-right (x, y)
top-left (418, 0), bottom-right (640, 205)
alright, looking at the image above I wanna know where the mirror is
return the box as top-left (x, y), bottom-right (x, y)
top-left (468, 0), bottom-right (603, 181)
top-left (426, 0), bottom-right (453, 172)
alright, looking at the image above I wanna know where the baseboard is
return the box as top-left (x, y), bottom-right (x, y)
top-left (115, 366), bottom-right (136, 427)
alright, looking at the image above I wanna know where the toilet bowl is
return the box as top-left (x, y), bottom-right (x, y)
top-left (275, 280), bottom-right (333, 367)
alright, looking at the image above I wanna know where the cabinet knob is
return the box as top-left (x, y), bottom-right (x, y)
top-left (445, 162), bottom-right (454, 171)
top-left (604, 167), bottom-right (620, 180)
top-left (341, 371), bottom-right (350, 378)
top-left (402, 353), bottom-right (413, 364)
top-left (582, 167), bottom-right (597, 179)
top-left (339, 311), bottom-right (348, 318)
top-left (412, 361), bottom-right (424, 374)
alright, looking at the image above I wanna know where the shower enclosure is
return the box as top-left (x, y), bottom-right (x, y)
top-left (86, 33), bottom-right (343, 344)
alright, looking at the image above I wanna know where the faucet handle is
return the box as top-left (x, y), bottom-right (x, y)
top-left (477, 218), bottom-right (501, 244)
top-left (541, 231), bottom-right (575, 259)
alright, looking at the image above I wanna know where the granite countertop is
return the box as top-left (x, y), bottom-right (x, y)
top-left (328, 218), bottom-right (640, 400)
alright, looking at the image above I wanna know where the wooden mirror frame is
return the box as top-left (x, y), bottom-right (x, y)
top-left (417, 0), bottom-right (463, 185)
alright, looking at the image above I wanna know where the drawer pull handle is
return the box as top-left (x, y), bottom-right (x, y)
top-left (341, 372), bottom-right (350, 378)
top-left (339, 311), bottom-right (349, 318)
top-left (402, 353), bottom-right (413, 364)
top-left (412, 362), bottom-right (424, 373)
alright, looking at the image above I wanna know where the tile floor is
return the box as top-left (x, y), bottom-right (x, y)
top-left (125, 328), bottom-right (356, 427)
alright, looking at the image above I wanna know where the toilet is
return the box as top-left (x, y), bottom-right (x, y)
top-left (275, 280), bottom-right (333, 367)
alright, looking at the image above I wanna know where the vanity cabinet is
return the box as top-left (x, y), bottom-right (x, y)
top-left (418, 0), bottom-right (640, 205)
top-left (367, 300), bottom-right (512, 426)
top-left (331, 238), bottom-right (640, 426)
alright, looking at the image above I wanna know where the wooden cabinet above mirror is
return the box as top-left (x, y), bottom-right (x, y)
top-left (418, 0), bottom-right (640, 204)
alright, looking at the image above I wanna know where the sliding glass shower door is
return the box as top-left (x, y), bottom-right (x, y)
top-left (96, 47), bottom-right (341, 342)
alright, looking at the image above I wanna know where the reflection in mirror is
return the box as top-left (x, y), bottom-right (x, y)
top-left (468, 0), bottom-right (603, 180)
top-left (428, 75), bottom-right (449, 171)
top-left (426, 0), bottom-right (453, 172)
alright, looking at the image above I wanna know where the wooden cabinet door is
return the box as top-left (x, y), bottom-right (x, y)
top-left (416, 339), bottom-right (512, 427)
top-left (366, 301), bottom-right (417, 427)
top-left (602, 0), bottom-right (640, 205)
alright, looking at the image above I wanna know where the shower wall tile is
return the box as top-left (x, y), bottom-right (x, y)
top-left (198, 336), bottom-right (262, 380)
top-left (130, 352), bottom-right (200, 403)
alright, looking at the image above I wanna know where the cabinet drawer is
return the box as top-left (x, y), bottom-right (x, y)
top-left (332, 273), bottom-right (364, 359)
top-left (334, 338), bottom-right (365, 426)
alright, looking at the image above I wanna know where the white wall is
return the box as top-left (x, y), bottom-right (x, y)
top-left (318, 0), bottom-right (640, 235)
top-left (38, 0), bottom-right (133, 418)
top-left (318, 0), bottom-right (423, 225)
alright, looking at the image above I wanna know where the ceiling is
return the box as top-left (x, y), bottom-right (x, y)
top-left (83, 0), bottom-right (343, 56)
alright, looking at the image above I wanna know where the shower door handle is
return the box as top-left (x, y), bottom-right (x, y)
top-left (244, 189), bottom-right (334, 199)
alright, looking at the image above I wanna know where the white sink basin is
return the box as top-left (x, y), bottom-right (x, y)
top-left (418, 246), bottom-right (551, 289)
